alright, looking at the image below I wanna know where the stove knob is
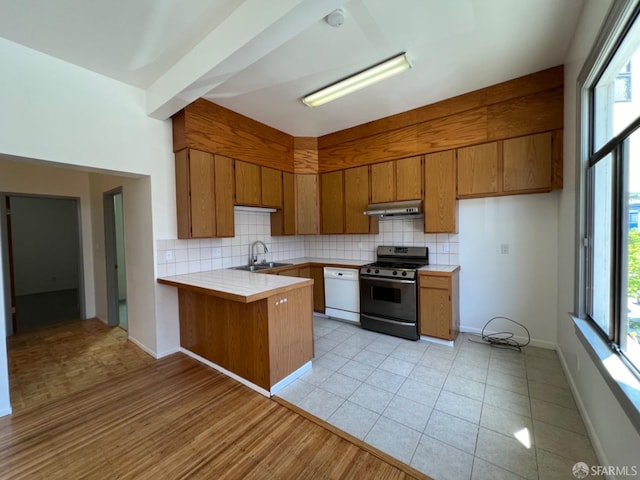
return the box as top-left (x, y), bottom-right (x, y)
top-left (374, 269), bottom-right (379, 274)
top-left (402, 271), bottom-right (408, 277)
top-left (393, 271), bottom-right (398, 275)
top-left (366, 268), bottom-right (371, 273)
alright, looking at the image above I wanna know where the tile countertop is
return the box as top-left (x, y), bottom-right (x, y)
top-left (157, 258), bottom-right (460, 303)
top-left (418, 264), bottom-right (460, 273)
top-left (157, 270), bottom-right (313, 303)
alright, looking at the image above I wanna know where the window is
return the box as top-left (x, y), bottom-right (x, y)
top-left (615, 61), bottom-right (632, 102)
top-left (586, 6), bottom-right (640, 373)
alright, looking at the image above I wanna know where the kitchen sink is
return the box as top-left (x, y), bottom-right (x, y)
top-left (231, 262), bottom-right (292, 272)
top-left (261, 262), bottom-right (292, 268)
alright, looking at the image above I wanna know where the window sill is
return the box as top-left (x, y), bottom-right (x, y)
top-left (573, 316), bottom-right (640, 435)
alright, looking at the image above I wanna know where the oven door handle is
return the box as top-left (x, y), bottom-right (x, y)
top-left (360, 276), bottom-right (416, 285)
top-left (360, 313), bottom-right (417, 327)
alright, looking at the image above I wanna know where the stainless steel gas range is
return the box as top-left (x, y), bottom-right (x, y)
top-left (359, 246), bottom-right (429, 340)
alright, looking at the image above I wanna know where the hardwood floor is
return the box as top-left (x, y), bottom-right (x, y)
top-left (2, 322), bottom-right (429, 479)
top-left (7, 319), bottom-right (154, 411)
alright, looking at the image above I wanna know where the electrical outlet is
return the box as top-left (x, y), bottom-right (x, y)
top-left (165, 250), bottom-right (174, 261)
top-left (442, 243), bottom-right (449, 253)
top-left (500, 244), bottom-right (509, 254)
top-left (212, 247), bottom-right (222, 258)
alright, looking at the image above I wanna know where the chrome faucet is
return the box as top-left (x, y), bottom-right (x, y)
top-left (249, 241), bottom-right (268, 266)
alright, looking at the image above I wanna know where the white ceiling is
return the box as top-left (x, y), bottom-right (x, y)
top-left (0, 0), bottom-right (584, 137)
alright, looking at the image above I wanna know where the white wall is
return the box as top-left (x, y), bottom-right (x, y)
top-left (558, 0), bottom-right (640, 469)
top-left (458, 194), bottom-right (560, 348)
top-left (11, 196), bottom-right (80, 295)
top-left (88, 173), bottom-right (160, 355)
top-left (0, 36), bottom-right (179, 414)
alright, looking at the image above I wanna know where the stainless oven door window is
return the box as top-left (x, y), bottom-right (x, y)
top-left (360, 277), bottom-right (416, 323)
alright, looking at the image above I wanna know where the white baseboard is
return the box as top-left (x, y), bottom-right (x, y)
top-left (420, 335), bottom-right (455, 347)
top-left (270, 362), bottom-right (312, 395)
top-left (156, 347), bottom-right (181, 359)
top-left (180, 348), bottom-right (271, 397)
top-left (179, 348), bottom-right (311, 398)
top-left (556, 347), bottom-right (609, 469)
top-left (459, 325), bottom-right (557, 350)
top-left (127, 336), bottom-right (159, 359)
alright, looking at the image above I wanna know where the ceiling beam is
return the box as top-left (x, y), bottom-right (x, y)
top-left (146, 0), bottom-right (345, 120)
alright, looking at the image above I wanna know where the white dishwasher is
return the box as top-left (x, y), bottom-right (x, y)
top-left (324, 267), bottom-right (360, 323)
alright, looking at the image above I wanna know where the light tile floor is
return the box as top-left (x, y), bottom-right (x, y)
top-left (276, 316), bottom-right (601, 480)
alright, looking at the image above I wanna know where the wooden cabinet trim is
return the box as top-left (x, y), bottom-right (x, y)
top-left (319, 66), bottom-right (563, 149)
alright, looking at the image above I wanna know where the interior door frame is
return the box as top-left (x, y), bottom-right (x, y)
top-left (103, 188), bottom-right (124, 328)
top-left (0, 193), bottom-right (85, 336)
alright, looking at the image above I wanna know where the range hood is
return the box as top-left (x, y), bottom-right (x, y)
top-left (363, 200), bottom-right (423, 219)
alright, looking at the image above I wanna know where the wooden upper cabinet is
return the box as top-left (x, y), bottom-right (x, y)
top-left (457, 142), bottom-right (499, 197)
top-left (344, 166), bottom-right (377, 234)
top-left (456, 131), bottom-right (560, 198)
top-left (174, 149), bottom-right (234, 239)
top-left (395, 156), bottom-right (423, 200)
top-left (503, 132), bottom-right (552, 192)
top-left (271, 171), bottom-right (295, 236)
top-left (320, 171), bottom-right (344, 234)
top-left (424, 150), bottom-right (457, 233)
top-left (296, 174), bottom-right (319, 235)
top-left (370, 161), bottom-right (395, 203)
top-left (213, 155), bottom-right (235, 237)
top-left (371, 157), bottom-right (422, 203)
top-left (261, 167), bottom-right (283, 208)
top-left (235, 160), bottom-right (261, 206)
top-left (176, 149), bottom-right (215, 238)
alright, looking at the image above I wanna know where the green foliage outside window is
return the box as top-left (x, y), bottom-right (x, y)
top-left (630, 228), bottom-right (640, 301)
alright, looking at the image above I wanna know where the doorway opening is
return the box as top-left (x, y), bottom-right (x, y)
top-left (2, 195), bottom-right (84, 334)
top-left (104, 189), bottom-right (127, 330)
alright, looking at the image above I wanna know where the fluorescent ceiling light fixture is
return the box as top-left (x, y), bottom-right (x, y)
top-left (302, 53), bottom-right (412, 107)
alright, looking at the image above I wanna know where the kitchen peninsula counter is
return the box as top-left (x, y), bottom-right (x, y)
top-left (157, 269), bottom-right (312, 302)
top-left (158, 270), bottom-right (313, 396)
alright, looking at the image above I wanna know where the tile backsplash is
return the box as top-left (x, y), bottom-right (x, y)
top-left (156, 209), bottom-right (458, 276)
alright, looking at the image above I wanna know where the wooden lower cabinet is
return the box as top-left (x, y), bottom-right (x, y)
top-left (178, 285), bottom-right (314, 391)
top-left (306, 266), bottom-right (325, 313)
top-left (276, 266), bottom-right (300, 277)
top-left (418, 269), bottom-right (460, 341)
